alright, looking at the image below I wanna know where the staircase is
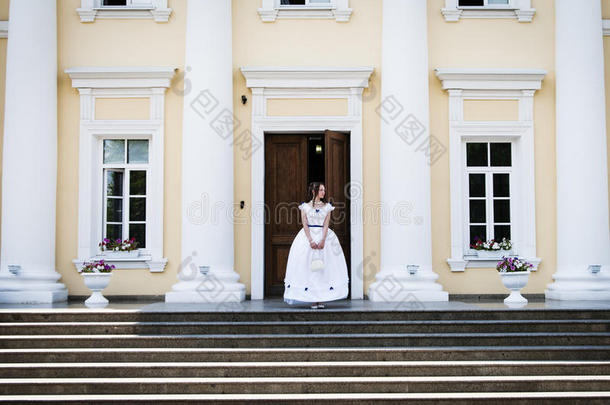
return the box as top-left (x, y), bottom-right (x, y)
top-left (0, 305), bottom-right (609, 403)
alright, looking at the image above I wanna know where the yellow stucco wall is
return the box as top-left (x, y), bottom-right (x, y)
top-left (95, 98), bottom-right (150, 120)
top-left (463, 100), bottom-right (519, 121)
top-left (428, 0), bottom-right (556, 294)
top-left (267, 98), bottom-right (349, 116)
top-left (56, 0), bottom-right (186, 296)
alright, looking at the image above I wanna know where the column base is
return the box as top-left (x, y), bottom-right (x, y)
top-left (367, 266), bottom-right (449, 302)
top-left (545, 267), bottom-right (610, 301)
top-left (0, 290), bottom-right (68, 304)
top-left (165, 267), bottom-right (246, 303)
top-left (0, 272), bottom-right (69, 304)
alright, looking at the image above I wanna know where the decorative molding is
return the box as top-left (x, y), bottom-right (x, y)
top-left (603, 19), bottom-right (610, 36)
top-left (0, 21), bottom-right (8, 38)
top-left (64, 66), bottom-right (176, 89)
top-left (435, 68), bottom-right (546, 91)
top-left (436, 68), bottom-right (546, 272)
top-left (258, 0), bottom-right (352, 22)
top-left (241, 65), bottom-right (373, 300)
top-left (441, 0), bottom-right (535, 22)
top-left (77, 0), bottom-right (172, 22)
top-left (66, 66), bottom-right (176, 273)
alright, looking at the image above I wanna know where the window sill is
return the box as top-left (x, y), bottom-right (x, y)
top-left (447, 256), bottom-right (541, 272)
top-left (441, 7), bottom-right (535, 22)
top-left (77, 6), bottom-right (171, 22)
top-left (259, 5), bottom-right (351, 22)
top-left (72, 255), bottom-right (168, 273)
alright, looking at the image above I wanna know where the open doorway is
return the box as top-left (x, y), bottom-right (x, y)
top-left (264, 130), bottom-right (351, 297)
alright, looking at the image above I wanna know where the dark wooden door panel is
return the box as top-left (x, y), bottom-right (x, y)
top-left (265, 131), bottom-right (351, 298)
top-left (325, 130), bottom-right (351, 275)
top-left (264, 134), bottom-right (308, 296)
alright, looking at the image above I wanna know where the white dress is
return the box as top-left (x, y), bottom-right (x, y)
top-left (283, 201), bottom-right (350, 305)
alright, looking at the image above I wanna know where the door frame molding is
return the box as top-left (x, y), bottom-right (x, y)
top-left (241, 66), bottom-right (374, 300)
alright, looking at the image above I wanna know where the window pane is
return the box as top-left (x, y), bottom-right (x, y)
top-left (106, 198), bottom-right (122, 222)
top-left (494, 200), bottom-right (510, 223)
top-left (488, 0), bottom-right (509, 4)
top-left (459, 0), bottom-right (484, 6)
top-left (106, 170), bottom-right (123, 196)
top-left (129, 197), bottom-right (146, 221)
top-left (469, 174), bottom-right (485, 197)
top-left (469, 200), bottom-right (486, 223)
top-left (490, 143), bottom-right (511, 166)
top-left (103, 140), bottom-right (125, 164)
top-left (129, 224), bottom-right (146, 248)
top-left (103, 0), bottom-right (127, 5)
top-left (106, 224), bottom-right (122, 242)
top-left (466, 143), bottom-right (488, 166)
top-left (127, 140), bottom-right (149, 164)
top-left (493, 173), bottom-right (510, 197)
top-left (281, 0), bottom-right (305, 4)
top-left (470, 225), bottom-right (486, 245)
top-left (494, 225), bottom-right (511, 241)
top-left (130, 171), bottom-right (147, 196)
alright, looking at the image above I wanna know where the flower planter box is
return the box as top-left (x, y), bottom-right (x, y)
top-left (102, 250), bottom-right (140, 259)
top-left (476, 249), bottom-right (513, 259)
top-left (81, 272), bottom-right (113, 308)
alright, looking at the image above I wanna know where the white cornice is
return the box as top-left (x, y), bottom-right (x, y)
top-left (240, 66), bottom-right (374, 89)
top-left (65, 67), bottom-right (177, 89)
top-left (434, 68), bottom-right (546, 91)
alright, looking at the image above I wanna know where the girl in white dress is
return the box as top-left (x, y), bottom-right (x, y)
top-left (284, 182), bottom-right (350, 309)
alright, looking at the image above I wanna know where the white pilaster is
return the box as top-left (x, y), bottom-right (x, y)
top-left (0, 0), bottom-right (67, 303)
top-left (545, 0), bottom-right (610, 300)
top-left (166, 0), bottom-right (245, 303)
top-left (368, 0), bottom-right (448, 302)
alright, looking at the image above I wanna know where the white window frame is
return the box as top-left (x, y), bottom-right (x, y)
top-left (77, 0), bottom-right (172, 23)
top-left (441, 0), bottom-right (535, 22)
top-left (102, 139), bottom-right (150, 251)
top-left (463, 140), bottom-right (514, 254)
top-left (258, 0), bottom-right (352, 22)
top-left (65, 66), bottom-right (176, 273)
top-left (435, 68), bottom-right (545, 272)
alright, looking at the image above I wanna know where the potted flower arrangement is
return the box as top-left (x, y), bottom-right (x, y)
top-left (471, 237), bottom-right (513, 258)
top-left (497, 256), bottom-right (533, 305)
top-left (99, 237), bottom-right (139, 259)
top-left (78, 259), bottom-right (115, 307)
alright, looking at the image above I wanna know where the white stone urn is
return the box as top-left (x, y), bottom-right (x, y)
top-left (102, 249), bottom-right (140, 259)
top-left (82, 272), bottom-right (113, 308)
top-left (500, 270), bottom-right (530, 306)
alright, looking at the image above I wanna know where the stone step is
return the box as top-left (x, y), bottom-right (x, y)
top-left (2, 309), bottom-right (609, 323)
top-left (1, 332), bottom-right (609, 348)
top-left (0, 361), bottom-right (607, 378)
top-left (2, 346), bottom-right (606, 363)
top-left (1, 376), bottom-right (609, 395)
top-left (1, 391), bottom-right (610, 404)
top-left (1, 319), bottom-right (607, 335)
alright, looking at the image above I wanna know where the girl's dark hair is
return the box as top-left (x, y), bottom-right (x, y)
top-left (307, 182), bottom-right (328, 204)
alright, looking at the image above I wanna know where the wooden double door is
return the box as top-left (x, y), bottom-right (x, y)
top-left (264, 130), bottom-right (351, 297)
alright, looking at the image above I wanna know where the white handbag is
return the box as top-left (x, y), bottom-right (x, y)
top-left (310, 248), bottom-right (324, 271)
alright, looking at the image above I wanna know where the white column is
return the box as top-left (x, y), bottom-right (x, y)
top-left (368, 0), bottom-right (448, 302)
top-left (166, 0), bottom-right (245, 303)
top-left (0, 0), bottom-right (67, 303)
top-left (545, 0), bottom-right (610, 300)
